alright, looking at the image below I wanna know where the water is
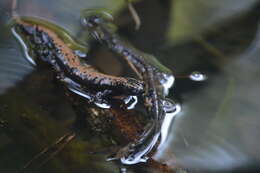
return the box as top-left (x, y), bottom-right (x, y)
top-left (1, 0), bottom-right (260, 173)
top-left (189, 71), bottom-right (207, 82)
top-left (158, 99), bottom-right (181, 150)
top-left (121, 133), bottom-right (161, 165)
top-left (11, 27), bottom-right (37, 66)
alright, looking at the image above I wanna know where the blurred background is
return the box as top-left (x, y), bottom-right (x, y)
top-left (1, 0), bottom-right (260, 172)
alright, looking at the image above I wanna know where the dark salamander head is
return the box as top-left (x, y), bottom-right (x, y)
top-left (80, 10), bottom-right (113, 29)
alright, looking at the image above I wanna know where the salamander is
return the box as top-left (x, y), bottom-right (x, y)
top-left (11, 17), bottom-right (145, 106)
top-left (81, 13), bottom-right (176, 164)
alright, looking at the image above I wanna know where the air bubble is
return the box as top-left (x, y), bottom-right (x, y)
top-left (189, 71), bottom-right (207, 81)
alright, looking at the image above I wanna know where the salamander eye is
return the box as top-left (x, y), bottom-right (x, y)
top-left (80, 9), bottom-right (114, 27)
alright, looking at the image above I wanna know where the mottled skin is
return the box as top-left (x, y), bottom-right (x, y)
top-left (12, 16), bottom-right (179, 172)
top-left (13, 18), bottom-right (144, 103)
top-left (67, 89), bottom-right (178, 173)
top-left (82, 14), bottom-right (174, 164)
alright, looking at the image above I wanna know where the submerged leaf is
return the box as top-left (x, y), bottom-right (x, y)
top-left (168, 0), bottom-right (259, 42)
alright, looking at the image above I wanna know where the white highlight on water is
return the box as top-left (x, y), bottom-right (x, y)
top-left (120, 133), bottom-right (161, 165)
top-left (11, 28), bottom-right (37, 66)
top-left (189, 71), bottom-right (207, 81)
top-left (161, 74), bottom-right (175, 95)
top-left (158, 103), bottom-right (181, 149)
top-left (68, 87), bottom-right (91, 99)
top-left (124, 95), bottom-right (138, 110)
top-left (94, 102), bottom-right (111, 109)
top-left (64, 77), bottom-right (111, 109)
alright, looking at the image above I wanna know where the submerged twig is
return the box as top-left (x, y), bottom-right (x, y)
top-left (20, 132), bottom-right (76, 172)
top-left (10, 0), bottom-right (18, 18)
top-left (194, 36), bottom-right (229, 65)
top-left (36, 133), bottom-right (76, 169)
top-left (126, 0), bottom-right (141, 30)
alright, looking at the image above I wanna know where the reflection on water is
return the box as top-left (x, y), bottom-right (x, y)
top-left (0, 27), bottom-right (33, 94)
top-left (157, 99), bottom-right (181, 150)
top-left (1, 0), bottom-right (260, 173)
top-left (11, 27), bottom-right (37, 66)
top-left (154, 4), bottom-right (260, 172)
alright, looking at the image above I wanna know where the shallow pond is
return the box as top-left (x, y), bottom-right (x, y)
top-left (1, 0), bottom-right (260, 173)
